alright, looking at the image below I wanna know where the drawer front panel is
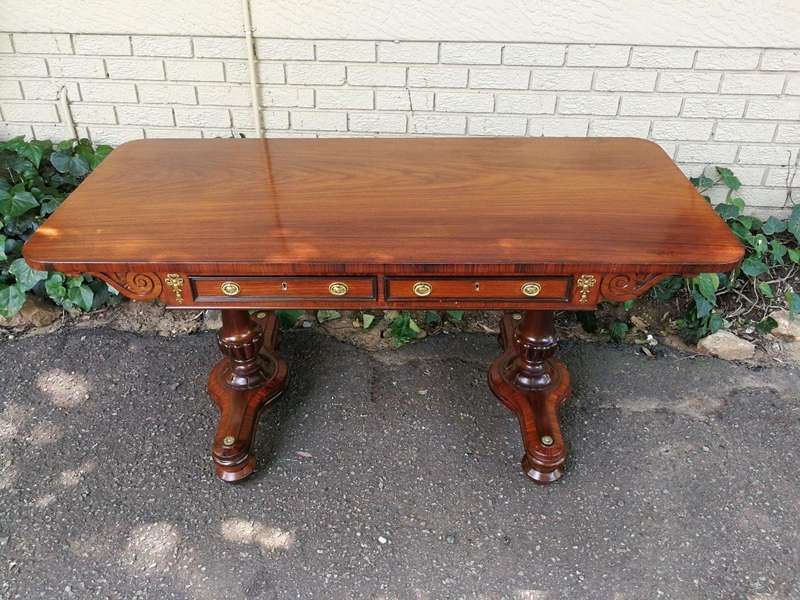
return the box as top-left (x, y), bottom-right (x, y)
top-left (385, 277), bottom-right (570, 301)
top-left (192, 276), bottom-right (377, 300)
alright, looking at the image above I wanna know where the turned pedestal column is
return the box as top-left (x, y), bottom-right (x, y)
top-left (488, 311), bottom-right (571, 483)
top-left (208, 310), bottom-right (288, 482)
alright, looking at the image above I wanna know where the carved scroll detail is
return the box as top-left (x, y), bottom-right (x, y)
top-left (600, 273), bottom-right (673, 302)
top-left (93, 272), bottom-right (163, 301)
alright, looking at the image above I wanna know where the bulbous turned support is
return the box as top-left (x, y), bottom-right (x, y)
top-left (510, 311), bottom-right (558, 389)
top-left (208, 310), bottom-right (288, 482)
top-left (488, 311), bottom-right (571, 484)
top-left (217, 310), bottom-right (269, 389)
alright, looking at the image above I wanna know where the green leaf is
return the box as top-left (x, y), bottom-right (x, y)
top-left (316, 309), bottom-right (341, 323)
top-left (740, 257), bottom-right (769, 277)
top-left (68, 155), bottom-right (90, 177)
top-left (708, 313), bottom-right (724, 334)
top-left (608, 321), bottom-right (628, 342)
top-left (761, 216), bottom-right (787, 235)
top-left (424, 310), bottom-right (441, 326)
top-left (788, 220), bottom-right (800, 245)
top-left (651, 276), bottom-right (683, 301)
top-left (728, 196), bottom-right (746, 212)
top-left (715, 203), bottom-right (740, 221)
top-left (445, 310), bottom-right (464, 321)
top-left (4, 137), bottom-right (45, 168)
top-left (623, 300), bottom-right (636, 311)
top-left (692, 273), bottom-right (719, 302)
top-left (0, 191), bottom-right (39, 218)
top-left (737, 215), bottom-right (759, 231)
top-left (756, 317), bottom-right (778, 335)
top-left (276, 309), bottom-right (303, 329)
top-left (758, 281), bottom-right (775, 298)
top-left (729, 220), bottom-right (753, 243)
top-left (788, 248), bottom-right (800, 264)
top-left (750, 234), bottom-right (768, 257)
top-left (8, 257), bottom-right (47, 291)
top-left (67, 284), bottom-right (94, 311)
top-left (388, 311), bottom-right (422, 347)
top-left (770, 240), bottom-right (787, 265)
top-left (790, 205), bottom-right (800, 226)
top-left (0, 234), bottom-right (5, 261)
top-left (690, 175), bottom-right (714, 190)
top-left (75, 139), bottom-right (94, 164)
top-left (49, 152), bottom-right (89, 178)
top-left (692, 289), bottom-right (714, 318)
top-left (0, 283), bottom-right (26, 318)
top-left (49, 151), bottom-right (71, 173)
top-left (786, 291), bottom-right (800, 315)
top-left (90, 145), bottom-right (112, 169)
top-left (44, 272), bottom-right (67, 300)
top-left (361, 313), bottom-right (376, 329)
top-left (716, 167), bottom-right (741, 190)
top-left (0, 284), bottom-right (25, 319)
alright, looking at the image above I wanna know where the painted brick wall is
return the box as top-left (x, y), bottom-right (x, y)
top-left (1, 32), bottom-right (799, 215)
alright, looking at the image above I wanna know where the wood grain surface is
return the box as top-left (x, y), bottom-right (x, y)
top-left (24, 137), bottom-right (743, 277)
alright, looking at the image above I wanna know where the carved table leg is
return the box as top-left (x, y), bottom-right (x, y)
top-left (488, 311), bottom-right (571, 484)
top-left (207, 310), bottom-right (288, 482)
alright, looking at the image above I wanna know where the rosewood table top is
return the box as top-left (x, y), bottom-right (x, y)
top-left (25, 137), bottom-right (741, 278)
top-left (23, 137), bottom-right (743, 485)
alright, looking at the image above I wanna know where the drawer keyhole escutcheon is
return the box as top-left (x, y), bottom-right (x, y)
top-left (281, 282), bottom-right (288, 291)
top-left (220, 281), bottom-right (241, 296)
top-left (328, 282), bottom-right (349, 296)
top-left (413, 282), bottom-right (432, 297)
top-left (521, 282), bottom-right (542, 297)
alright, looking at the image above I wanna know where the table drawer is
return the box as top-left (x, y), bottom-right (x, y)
top-left (191, 276), bottom-right (377, 300)
top-left (385, 277), bottom-right (570, 301)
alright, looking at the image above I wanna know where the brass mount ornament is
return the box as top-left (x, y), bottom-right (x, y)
top-left (164, 273), bottom-right (185, 304)
top-left (576, 274), bottom-right (596, 303)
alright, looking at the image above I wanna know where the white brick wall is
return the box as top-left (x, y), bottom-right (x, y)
top-left (1, 31), bottom-right (799, 213)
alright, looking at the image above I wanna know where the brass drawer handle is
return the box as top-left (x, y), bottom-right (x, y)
top-left (220, 281), bottom-right (241, 296)
top-left (521, 282), bottom-right (542, 297)
top-left (413, 281), bottom-right (432, 297)
top-left (328, 281), bottom-right (349, 296)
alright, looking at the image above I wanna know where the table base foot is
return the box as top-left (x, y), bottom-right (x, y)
top-left (488, 311), bottom-right (571, 485)
top-left (208, 311), bottom-right (288, 483)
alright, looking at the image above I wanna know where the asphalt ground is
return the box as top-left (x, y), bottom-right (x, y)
top-left (1, 327), bottom-right (799, 599)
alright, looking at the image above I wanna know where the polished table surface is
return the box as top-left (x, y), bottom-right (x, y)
top-left (24, 137), bottom-right (741, 277)
top-left (23, 137), bottom-right (744, 485)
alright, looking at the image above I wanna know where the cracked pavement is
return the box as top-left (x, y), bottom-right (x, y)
top-left (1, 326), bottom-right (799, 599)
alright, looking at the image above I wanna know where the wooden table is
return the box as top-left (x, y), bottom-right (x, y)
top-left (24, 137), bottom-right (743, 484)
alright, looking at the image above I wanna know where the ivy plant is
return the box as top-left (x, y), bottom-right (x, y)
top-left (0, 137), bottom-right (117, 318)
top-left (649, 167), bottom-right (800, 340)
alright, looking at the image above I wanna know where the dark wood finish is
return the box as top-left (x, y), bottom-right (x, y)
top-left (22, 138), bottom-right (744, 484)
top-left (208, 310), bottom-right (288, 482)
top-left (489, 312), bottom-right (571, 483)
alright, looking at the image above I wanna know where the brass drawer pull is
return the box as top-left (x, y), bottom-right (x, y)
top-left (220, 281), bottom-right (241, 296)
top-left (413, 281), bottom-right (432, 297)
top-left (521, 282), bottom-right (542, 297)
top-left (328, 281), bottom-right (349, 296)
